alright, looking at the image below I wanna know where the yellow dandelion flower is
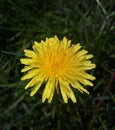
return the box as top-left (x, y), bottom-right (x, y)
top-left (20, 36), bottom-right (96, 103)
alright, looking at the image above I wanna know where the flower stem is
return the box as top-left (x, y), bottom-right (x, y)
top-left (55, 93), bottom-right (61, 130)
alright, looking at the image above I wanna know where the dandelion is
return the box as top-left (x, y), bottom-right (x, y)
top-left (20, 36), bottom-right (96, 103)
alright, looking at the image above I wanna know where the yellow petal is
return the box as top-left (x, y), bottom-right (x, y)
top-left (46, 81), bottom-right (55, 99)
top-left (83, 64), bottom-right (96, 70)
top-left (33, 41), bottom-right (42, 53)
top-left (60, 80), bottom-right (77, 103)
top-left (20, 58), bottom-right (33, 65)
top-left (21, 66), bottom-right (33, 72)
top-left (55, 79), bottom-right (59, 94)
top-left (83, 61), bottom-right (92, 66)
top-left (21, 69), bottom-right (39, 80)
top-left (60, 85), bottom-right (68, 103)
top-left (77, 50), bottom-right (88, 57)
top-left (82, 73), bottom-right (96, 80)
top-left (62, 37), bottom-right (71, 49)
top-left (48, 85), bottom-right (55, 103)
top-left (25, 75), bottom-right (43, 89)
top-left (80, 79), bottom-right (94, 86)
top-left (30, 81), bottom-right (43, 96)
top-left (42, 79), bottom-right (55, 103)
top-left (85, 54), bottom-right (93, 59)
top-left (71, 81), bottom-right (89, 94)
top-left (24, 49), bottom-right (36, 58)
top-left (72, 43), bottom-right (81, 53)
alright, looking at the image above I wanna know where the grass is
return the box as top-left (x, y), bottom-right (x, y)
top-left (0, 0), bottom-right (115, 130)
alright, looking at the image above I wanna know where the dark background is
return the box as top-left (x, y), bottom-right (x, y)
top-left (0, 0), bottom-right (115, 130)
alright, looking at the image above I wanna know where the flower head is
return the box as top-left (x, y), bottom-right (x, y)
top-left (20, 36), bottom-right (96, 103)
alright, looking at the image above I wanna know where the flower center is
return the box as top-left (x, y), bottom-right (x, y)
top-left (45, 51), bottom-right (69, 77)
top-left (50, 60), bottom-right (61, 73)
